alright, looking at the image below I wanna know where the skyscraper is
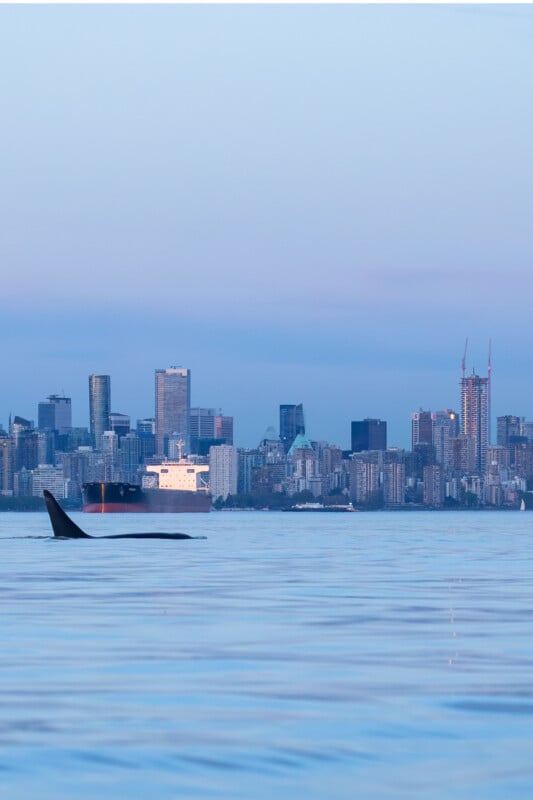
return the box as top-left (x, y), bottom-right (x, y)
top-left (89, 375), bottom-right (111, 449)
top-left (433, 409), bottom-right (460, 468)
top-left (411, 410), bottom-right (435, 449)
top-left (279, 404), bottom-right (305, 453)
top-left (38, 395), bottom-right (72, 434)
top-left (351, 418), bottom-right (387, 453)
top-left (496, 415), bottom-right (522, 448)
top-left (155, 367), bottom-right (191, 457)
top-left (461, 371), bottom-right (489, 474)
top-left (215, 414), bottom-right (234, 445)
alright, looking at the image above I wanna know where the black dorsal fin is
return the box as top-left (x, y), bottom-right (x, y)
top-left (43, 490), bottom-right (91, 538)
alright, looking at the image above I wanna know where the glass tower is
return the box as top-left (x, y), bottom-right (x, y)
top-left (155, 367), bottom-right (191, 457)
top-left (89, 375), bottom-right (111, 449)
top-left (279, 404), bottom-right (305, 453)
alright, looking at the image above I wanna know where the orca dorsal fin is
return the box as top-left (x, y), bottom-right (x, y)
top-left (43, 490), bottom-right (91, 538)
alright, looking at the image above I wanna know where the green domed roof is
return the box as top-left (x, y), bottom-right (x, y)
top-left (287, 433), bottom-right (313, 456)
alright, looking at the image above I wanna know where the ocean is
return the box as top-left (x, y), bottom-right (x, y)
top-left (1, 509), bottom-right (532, 799)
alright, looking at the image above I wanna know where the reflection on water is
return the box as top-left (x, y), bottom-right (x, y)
top-left (1, 511), bottom-right (533, 799)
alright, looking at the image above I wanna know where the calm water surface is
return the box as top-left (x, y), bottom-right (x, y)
top-left (1, 510), bottom-right (533, 799)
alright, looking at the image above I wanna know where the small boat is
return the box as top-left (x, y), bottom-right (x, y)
top-left (520, 498), bottom-right (526, 511)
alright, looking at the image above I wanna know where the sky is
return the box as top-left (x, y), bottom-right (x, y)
top-left (1, 4), bottom-right (533, 449)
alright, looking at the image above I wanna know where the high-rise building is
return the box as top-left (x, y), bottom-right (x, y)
top-left (209, 444), bottom-right (238, 501)
top-left (109, 413), bottom-right (131, 439)
top-left (89, 375), bottom-right (111, 449)
top-left (155, 367), bottom-right (191, 457)
top-left (38, 395), bottom-right (72, 434)
top-left (0, 433), bottom-right (14, 494)
top-left (461, 371), bottom-right (489, 474)
top-left (351, 419), bottom-right (387, 453)
top-left (119, 433), bottom-right (142, 484)
top-left (348, 450), bottom-right (382, 506)
top-left (433, 410), bottom-right (460, 468)
top-left (136, 419), bottom-right (156, 462)
top-left (496, 415), bottom-right (522, 448)
top-left (215, 414), bottom-right (234, 445)
top-left (279, 404), bottom-right (305, 453)
top-left (383, 451), bottom-right (406, 506)
top-left (411, 410), bottom-right (435, 449)
top-left (423, 465), bottom-right (445, 507)
top-left (189, 408), bottom-right (217, 441)
top-left (101, 430), bottom-right (119, 481)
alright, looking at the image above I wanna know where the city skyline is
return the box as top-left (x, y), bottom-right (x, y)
top-left (0, 353), bottom-right (525, 455)
top-left (1, 6), bottom-right (533, 448)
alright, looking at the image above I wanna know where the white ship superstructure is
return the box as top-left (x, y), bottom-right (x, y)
top-left (142, 460), bottom-right (209, 492)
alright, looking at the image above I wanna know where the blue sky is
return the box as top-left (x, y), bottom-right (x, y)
top-left (1, 5), bottom-right (533, 449)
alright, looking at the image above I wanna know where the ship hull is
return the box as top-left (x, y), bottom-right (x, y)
top-left (82, 482), bottom-right (211, 513)
top-left (143, 488), bottom-right (212, 513)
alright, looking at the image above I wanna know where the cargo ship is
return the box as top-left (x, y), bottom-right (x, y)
top-left (82, 458), bottom-right (211, 513)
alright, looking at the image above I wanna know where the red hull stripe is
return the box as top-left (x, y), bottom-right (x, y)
top-left (83, 503), bottom-right (149, 513)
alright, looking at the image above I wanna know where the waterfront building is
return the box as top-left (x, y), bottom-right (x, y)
top-left (31, 465), bottom-right (70, 500)
top-left (89, 375), bottom-right (111, 449)
top-left (383, 456), bottom-right (406, 506)
top-left (351, 418), bottom-right (387, 453)
top-left (423, 465), bottom-right (445, 507)
top-left (0, 434), bottom-right (14, 494)
top-left (348, 450), bottom-right (382, 506)
top-left (209, 444), bottom-right (238, 501)
top-left (155, 367), bottom-right (190, 457)
top-left (279, 404), bottom-right (305, 453)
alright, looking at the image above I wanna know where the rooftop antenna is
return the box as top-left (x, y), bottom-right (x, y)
top-left (461, 337), bottom-right (468, 381)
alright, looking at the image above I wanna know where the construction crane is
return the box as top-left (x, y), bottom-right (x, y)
top-left (461, 337), bottom-right (468, 381)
